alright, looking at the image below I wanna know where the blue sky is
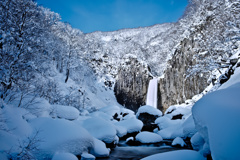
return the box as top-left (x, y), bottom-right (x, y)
top-left (37, 0), bottom-right (188, 33)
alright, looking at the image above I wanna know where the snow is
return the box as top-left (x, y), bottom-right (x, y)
top-left (182, 115), bottom-right (197, 138)
top-left (115, 118), bottom-right (143, 133)
top-left (0, 105), bottom-right (32, 138)
top-left (89, 111), bottom-right (113, 121)
top-left (81, 152), bottom-right (95, 160)
top-left (172, 137), bottom-right (186, 147)
top-left (146, 78), bottom-right (158, 108)
top-left (52, 152), bottom-right (78, 160)
top-left (141, 150), bottom-right (205, 160)
top-left (190, 132), bottom-right (205, 152)
top-left (192, 80), bottom-right (240, 160)
top-left (218, 67), bottom-right (240, 90)
top-left (50, 105), bottom-right (80, 120)
top-left (155, 103), bottom-right (194, 139)
top-left (136, 105), bottom-right (162, 117)
top-left (90, 138), bottom-right (109, 157)
top-left (29, 117), bottom-right (93, 159)
top-left (114, 125), bottom-right (127, 137)
top-left (102, 36), bottom-right (111, 42)
top-left (135, 131), bottom-right (162, 143)
top-left (82, 117), bottom-right (116, 143)
top-left (99, 105), bottom-right (120, 117)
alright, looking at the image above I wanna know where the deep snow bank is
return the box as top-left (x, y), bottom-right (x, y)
top-left (192, 79), bottom-right (240, 159)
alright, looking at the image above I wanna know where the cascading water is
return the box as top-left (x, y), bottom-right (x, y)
top-left (146, 78), bottom-right (158, 108)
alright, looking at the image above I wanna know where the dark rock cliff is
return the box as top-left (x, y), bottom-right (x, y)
top-left (114, 56), bottom-right (163, 112)
top-left (159, 38), bottom-right (210, 111)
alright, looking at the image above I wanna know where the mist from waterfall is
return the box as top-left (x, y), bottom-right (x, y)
top-left (146, 78), bottom-right (158, 108)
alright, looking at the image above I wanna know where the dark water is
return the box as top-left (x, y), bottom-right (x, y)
top-left (96, 141), bottom-right (185, 160)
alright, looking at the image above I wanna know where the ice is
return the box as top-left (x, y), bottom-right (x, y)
top-left (172, 137), bottom-right (186, 147)
top-left (136, 105), bottom-right (162, 117)
top-left (52, 152), bottom-right (78, 160)
top-left (115, 118), bottom-right (143, 133)
top-left (50, 105), bottom-right (80, 120)
top-left (192, 81), bottom-right (240, 159)
top-left (141, 150), bottom-right (205, 160)
top-left (146, 78), bottom-right (158, 108)
top-left (81, 117), bottom-right (117, 143)
top-left (29, 117), bottom-right (93, 159)
top-left (136, 131), bottom-right (163, 143)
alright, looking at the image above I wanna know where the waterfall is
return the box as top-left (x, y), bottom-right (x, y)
top-left (146, 78), bottom-right (158, 108)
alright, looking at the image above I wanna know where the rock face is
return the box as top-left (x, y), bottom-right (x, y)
top-left (114, 56), bottom-right (152, 112)
top-left (159, 38), bottom-right (209, 111)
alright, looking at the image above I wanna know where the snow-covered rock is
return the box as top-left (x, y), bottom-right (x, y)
top-left (81, 152), bottom-right (95, 160)
top-left (90, 138), bottom-right (109, 157)
top-left (89, 111), bottom-right (113, 121)
top-left (172, 137), bottom-right (186, 147)
top-left (136, 105), bottom-right (162, 117)
top-left (190, 132), bottom-right (205, 152)
top-left (82, 117), bottom-right (116, 144)
top-left (52, 152), bottom-right (78, 160)
top-left (115, 118), bottom-right (143, 134)
top-left (50, 105), bottom-right (80, 120)
top-left (114, 125), bottom-right (127, 138)
top-left (141, 150), bottom-right (205, 160)
top-left (135, 131), bottom-right (162, 143)
top-left (29, 117), bottom-right (93, 159)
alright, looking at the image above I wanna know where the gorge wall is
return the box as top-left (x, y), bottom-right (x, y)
top-left (83, 0), bottom-right (240, 112)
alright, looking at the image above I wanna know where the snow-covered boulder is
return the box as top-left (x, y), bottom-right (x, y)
top-left (29, 117), bottom-right (93, 159)
top-left (141, 150), bottom-right (205, 160)
top-left (136, 105), bottom-right (162, 117)
top-left (172, 137), bottom-right (186, 147)
top-left (115, 118), bottom-right (143, 134)
top-left (52, 152), bottom-right (78, 160)
top-left (136, 105), bottom-right (162, 132)
top-left (82, 117), bottom-right (117, 144)
top-left (192, 81), bottom-right (240, 160)
top-left (155, 104), bottom-right (194, 139)
top-left (135, 131), bottom-right (162, 143)
top-left (99, 105), bottom-right (135, 121)
top-left (190, 132), bottom-right (205, 152)
top-left (90, 138), bottom-right (109, 157)
top-left (155, 116), bottom-right (184, 139)
top-left (114, 125), bottom-right (127, 138)
top-left (81, 152), bottom-right (95, 160)
top-left (89, 111), bottom-right (113, 121)
top-left (50, 105), bottom-right (80, 120)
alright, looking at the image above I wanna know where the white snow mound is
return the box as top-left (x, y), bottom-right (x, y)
top-left (115, 118), bottom-right (143, 133)
top-left (51, 105), bottom-right (80, 120)
top-left (52, 152), bottom-right (78, 160)
top-left (172, 137), bottom-right (186, 147)
top-left (29, 117), bottom-right (93, 158)
top-left (82, 117), bottom-right (116, 143)
top-left (192, 81), bottom-right (240, 160)
top-left (136, 105), bottom-right (162, 117)
top-left (141, 150), bottom-right (205, 160)
top-left (136, 131), bottom-right (163, 143)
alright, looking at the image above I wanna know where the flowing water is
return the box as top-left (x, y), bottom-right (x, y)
top-left (146, 78), bottom-right (158, 108)
top-left (97, 140), bottom-right (185, 160)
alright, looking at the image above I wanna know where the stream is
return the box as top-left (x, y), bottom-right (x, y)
top-left (97, 140), bottom-right (188, 160)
